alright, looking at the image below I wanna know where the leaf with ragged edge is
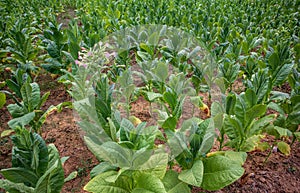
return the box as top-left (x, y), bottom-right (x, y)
top-left (8, 112), bottom-right (35, 129)
top-left (84, 171), bottom-right (132, 193)
top-left (240, 135), bottom-right (264, 152)
top-left (0, 179), bottom-right (34, 193)
top-left (133, 173), bottom-right (166, 193)
top-left (201, 156), bottom-right (244, 191)
top-left (178, 160), bottom-right (203, 187)
top-left (0, 92), bottom-right (6, 108)
top-left (34, 144), bottom-right (64, 193)
top-left (277, 141), bottom-right (291, 156)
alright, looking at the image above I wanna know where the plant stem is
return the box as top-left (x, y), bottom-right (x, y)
top-left (263, 144), bottom-right (274, 164)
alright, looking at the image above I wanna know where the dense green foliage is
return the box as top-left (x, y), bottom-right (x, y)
top-left (0, 0), bottom-right (299, 192)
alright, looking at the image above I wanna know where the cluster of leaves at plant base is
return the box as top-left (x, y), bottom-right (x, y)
top-left (0, 127), bottom-right (65, 193)
top-left (82, 117), bottom-right (246, 193)
top-left (217, 88), bottom-right (275, 152)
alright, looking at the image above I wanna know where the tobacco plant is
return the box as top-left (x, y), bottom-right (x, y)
top-left (0, 127), bottom-right (76, 193)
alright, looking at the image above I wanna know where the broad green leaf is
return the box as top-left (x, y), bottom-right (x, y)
top-left (224, 151), bottom-right (247, 165)
top-left (0, 168), bottom-right (38, 187)
top-left (162, 117), bottom-right (177, 131)
top-left (268, 52), bottom-right (280, 70)
top-left (138, 152), bottom-right (168, 179)
top-left (226, 94), bottom-right (236, 115)
top-left (84, 139), bottom-right (131, 167)
top-left (211, 102), bottom-right (224, 117)
top-left (7, 103), bottom-right (25, 118)
top-left (244, 89), bottom-right (257, 108)
top-left (84, 171), bottom-right (132, 193)
top-left (0, 92), bottom-right (6, 108)
top-left (162, 171), bottom-right (190, 193)
top-left (277, 141), bottom-right (291, 156)
top-left (145, 92), bottom-right (163, 102)
top-left (269, 91), bottom-right (290, 101)
top-left (286, 111), bottom-right (300, 125)
top-left (201, 156), bottom-right (244, 190)
top-left (168, 132), bottom-right (190, 159)
top-left (155, 62), bottom-right (168, 82)
top-left (198, 119), bottom-right (215, 155)
top-left (223, 115), bottom-right (243, 142)
top-left (274, 126), bottom-right (292, 137)
top-left (8, 112), bottom-right (35, 129)
top-left (90, 162), bottom-right (118, 179)
top-left (272, 63), bottom-right (294, 86)
top-left (11, 130), bottom-right (49, 176)
top-left (29, 83), bottom-right (41, 110)
top-left (34, 144), bottom-right (64, 193)
top-left (0, 179), bottom-right (34, 193)
top-left (167, 182), bottom-right (190, 193)
top-left (267, 102), bottom-right (285, 115)
top-left (249, 114), bottom-right (276, 136)
top-left (21, 81), bottom-right (33, 111)
top-left (178, 160), bottom-right (204, 187)
top-left (245, 104), bottom-right (267, 126)
top-left (133, 173), bottom-right (166, 193)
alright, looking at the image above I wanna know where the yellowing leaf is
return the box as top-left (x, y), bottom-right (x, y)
top-left (277, 141), bottom-right (290, 156)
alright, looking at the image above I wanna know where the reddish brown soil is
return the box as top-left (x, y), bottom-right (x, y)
top-left (1, 74), bottom-right (300, 193)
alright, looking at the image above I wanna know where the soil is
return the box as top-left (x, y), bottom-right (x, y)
top-left (1, 73), bottom-right (299, 193)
